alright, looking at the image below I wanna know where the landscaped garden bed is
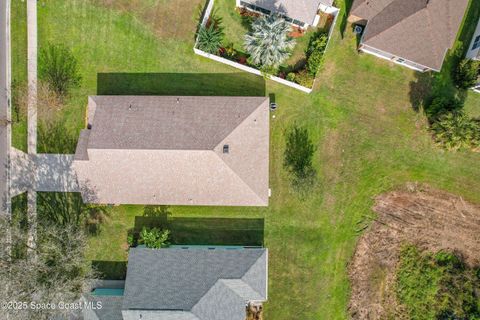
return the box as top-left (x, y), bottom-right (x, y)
top-left (194, 0), bottom-right (340, 93)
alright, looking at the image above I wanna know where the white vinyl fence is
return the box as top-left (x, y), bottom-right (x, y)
top-left (194, 0), bottom-right (341, 94)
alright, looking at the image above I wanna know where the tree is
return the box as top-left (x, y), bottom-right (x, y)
top-left (139, 227), bottom-right (170, 249)
top-left (196, 23), bottom-right (224, 54)
top-left (244, 15), bottom-right (295, 68)
top-left (431, 111), bottom-right (480, 151)
top-left (0, 217), bottom-right (95, 320)
top-left (39, 43), bottom-right (81, 96)
top-left (453, 59), bottom-right (480, 89)
top-left (284, 125), bottom-right (316, 192)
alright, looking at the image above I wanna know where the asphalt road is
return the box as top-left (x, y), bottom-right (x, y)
top-left (0, 0), bottom-right (10, 216)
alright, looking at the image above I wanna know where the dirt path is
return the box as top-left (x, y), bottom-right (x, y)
top-left (348, 183), bottom-right (480, 320)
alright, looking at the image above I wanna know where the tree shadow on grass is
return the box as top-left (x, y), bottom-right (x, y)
top-left (91, 260), bottom-right (127, 280)
top-left (97, 73), bottom-right (266, 97)
top-left (339, 0), bottom-right (354, 38)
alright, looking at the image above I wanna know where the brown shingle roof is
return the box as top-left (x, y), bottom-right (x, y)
top-left (73, 96), bottom-right (270, 206)
top-left (351, 0), bottom-right (469, 70)
top-left (242, 0), bottom-right (334, 25)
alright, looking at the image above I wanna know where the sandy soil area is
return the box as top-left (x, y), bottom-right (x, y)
top-left (348, 183), bottom-right (480, 319)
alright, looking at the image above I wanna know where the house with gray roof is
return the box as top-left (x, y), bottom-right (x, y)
top-left (73, 96), bottom-right (270, 206)
top-left (466, 17), bottom-right (480, 93)
top-left (84, 247), bottom-right (268, 320)
top-left (236, 0), bottom-right (336, 29)
top-left (348, 0), bottom-right (469, 72)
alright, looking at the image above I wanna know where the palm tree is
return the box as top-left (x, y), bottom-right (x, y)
top-left (196, 24), bottom-right (224, 54)
top-left (431, 111), bottom-right (480, 151)
top-left (244, 15), bottom-right (295, 68)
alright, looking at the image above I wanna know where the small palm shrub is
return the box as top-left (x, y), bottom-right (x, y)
top-left (244, 15), bottom-right (295, 67)
top-left (39, 44), bottom-right (81, 96)
top-left (431, 111), bottom-right (480, 151)
top-left (453, 59), bottom-right (480, 89)
top-left (196, 22), bottom-right (224, 54)
top-left (306, 32), bottom-right (328, 76)
top-left (139, 227), bottom-right (170, 249)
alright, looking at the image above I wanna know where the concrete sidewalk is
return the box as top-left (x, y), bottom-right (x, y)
top-left (10, 148), bottom-right (80, 196)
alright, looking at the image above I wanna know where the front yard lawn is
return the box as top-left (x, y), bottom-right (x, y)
top-left (12, 0), bottom-right (480, 319)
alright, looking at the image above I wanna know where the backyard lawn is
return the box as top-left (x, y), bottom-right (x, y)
top-left (11, 0), bottom-right (480, 319)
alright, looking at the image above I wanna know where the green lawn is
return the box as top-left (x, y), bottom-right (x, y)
top-left (11, 0), bottom-right (27, 151)
top-left (11, 0), bottom-right (480, 319)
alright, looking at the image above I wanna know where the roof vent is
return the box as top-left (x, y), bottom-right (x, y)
top-left (223, 145), bottom-right (229, 154)
top-left (176, 98), bottom-right (180, 104)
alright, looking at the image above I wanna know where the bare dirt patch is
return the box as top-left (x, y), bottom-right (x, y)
top-left (348, 183), bottom-right (480, 319)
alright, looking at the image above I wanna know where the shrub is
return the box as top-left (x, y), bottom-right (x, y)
top-left (453, 59), bottom-right (480, 89)
top-left (196, 24), bottom-right (224, 54)
top-left (139, 227), bottom-right (170, 249)
top-left (284, 125), bottom-right (316, 179)
top-left (431, 111), bottom-right (480, 151)
top-left (245, 14), bottom-right (295, 67)
top-left (306, 32), bottom-right (328, 76)
top-left (396, 245), bottom-right (480, 320)
top-left (426, 96), bottom-right (463, 121)
top-left (286, 72), bottom-right (296, 82)
top-left (222, 43), bottom-right (237, 59)
top-left (143, 205), bottom-right (171, 217)
top-left (39, 44), bottom-right (81, 96)
top-left (294, 70), bottom-right (315, 88)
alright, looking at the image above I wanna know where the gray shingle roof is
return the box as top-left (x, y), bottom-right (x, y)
top-left (351, 0), bottom-right (469, 70)
top-left (242, 0), bottom-right (334, 25)
top-left (73, 96), bottom-right (270, 206)
top-left (84, 295), bottom-right (123, 320)
top-left (123, 248), bottom-right (267, 312)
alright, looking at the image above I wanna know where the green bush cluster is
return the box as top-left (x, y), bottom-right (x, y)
top-left (396, 245), bottom-right (480, 320)
top-left (425, 96), bottom-right (480, 151)
top-left (305, 32), bottom-right (328, 76)
top-left (431, 112), bottom-right (480, 151)
top-left (139, 227), bottom-right (170, 249)
top-left (453, 59), bottom-right (480, 89)
top-left (39, 43), bottom-right (81, 96)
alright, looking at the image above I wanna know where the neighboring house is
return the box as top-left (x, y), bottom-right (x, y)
top-left (73, 96), bottom-right (270, 206)
top-left (466, 18), bottom-right (480, 93)
top-left (348, 0), bottom-right (469, 72)
top-left (84, 247), bottom-right (268, 320)
top-left (236, 0), bottom-right (335, 29)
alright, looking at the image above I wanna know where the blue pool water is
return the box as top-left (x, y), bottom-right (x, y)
top-left (92, 288), bottom-right (125, 296)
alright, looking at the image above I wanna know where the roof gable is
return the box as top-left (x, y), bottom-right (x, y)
top-left (123, 248), bottom-right (267, 312)
top-left (87, 96), bottom-right (264, 151)
top-left (352, 0), bottom-right (469, 70)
